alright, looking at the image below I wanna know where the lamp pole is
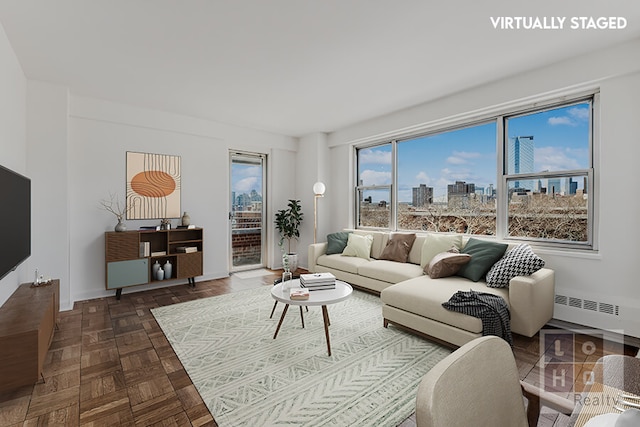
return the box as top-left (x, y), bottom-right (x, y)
top-left (313, 182), bottom-right (326, 243)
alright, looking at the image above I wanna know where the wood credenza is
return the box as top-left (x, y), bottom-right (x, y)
top-left (105, 228), bottom-right (203, 298)
top-left (0, 279), bottom-right (59, 393)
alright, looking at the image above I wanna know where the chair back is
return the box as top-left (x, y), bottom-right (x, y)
top-left (416, 336), bottom-right (528, 427)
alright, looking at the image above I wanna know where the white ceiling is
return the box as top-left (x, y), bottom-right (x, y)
top-left (1, 1), bottom-right (639, 137)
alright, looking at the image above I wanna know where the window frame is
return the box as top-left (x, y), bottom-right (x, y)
top-left (353, 91), bottom-right (598, 251)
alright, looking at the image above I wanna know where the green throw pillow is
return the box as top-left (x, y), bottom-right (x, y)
top-left (326, 232), bottom-right (350, 255)
top-left (456, 238), bottom-right (508, 282)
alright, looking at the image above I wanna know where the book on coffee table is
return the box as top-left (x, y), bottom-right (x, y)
top-left (290, 288), bottom-right (310, 300)
top-left (300, 272), bottom-right (335, 285)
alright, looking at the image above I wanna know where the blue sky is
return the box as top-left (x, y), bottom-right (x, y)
top-left (231, 163), bottom-right (262, 196)
top-left (359, 102), bottom-right (590, 202)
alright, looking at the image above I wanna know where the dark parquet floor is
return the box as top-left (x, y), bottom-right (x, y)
top-left (0, 270), bottom-right (636, 426)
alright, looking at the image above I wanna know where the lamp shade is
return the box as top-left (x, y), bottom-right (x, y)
top-left (313, 181), bottom-right (326, 196)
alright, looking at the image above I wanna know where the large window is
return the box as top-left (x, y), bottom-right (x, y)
top-left (355, 95), bottom-right (596, 248)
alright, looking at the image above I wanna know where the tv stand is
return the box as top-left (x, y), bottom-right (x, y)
top-left (0, 279), bottom-right (59, 393)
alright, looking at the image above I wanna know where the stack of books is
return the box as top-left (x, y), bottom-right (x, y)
top-left (300, 272), bottom-right (336, 290)
top-left (289, 288), bottom-right (309, 300)
top-left (176, 246), bottom-right (198, 253)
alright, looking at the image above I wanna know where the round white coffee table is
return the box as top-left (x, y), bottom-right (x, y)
top-left (271, 279), bottom-right (352, 356)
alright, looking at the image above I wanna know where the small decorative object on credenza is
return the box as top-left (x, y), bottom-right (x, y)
top-left (99, 192), bottom-right (132, 232)
top-left (181, 211), bottom-right (191, 227)
top-left (164, 260), bottom-right (172, 279)
top-left (156, 266), bottom-right (165, 280)
top-left (300, 272), bottom-right (336, 290)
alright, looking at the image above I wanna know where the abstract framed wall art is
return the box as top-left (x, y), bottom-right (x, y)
top-left (126, 152), bottom-right (181, 220)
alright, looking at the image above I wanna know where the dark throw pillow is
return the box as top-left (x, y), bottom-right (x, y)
top-left (326, 232), bottom-right (350, 255)
top-left (456, 238), bottom-right (508, 282)
top-left (379, 233), bottom-right (417, 263)
top-left (486, 244), bottom-right (545, 288)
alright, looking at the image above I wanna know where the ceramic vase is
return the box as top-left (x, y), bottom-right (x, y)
top-left (181, 212), bottom-right (191, 227)
top-left (152, 261), bottom-right (161, 278)
top-left (164, 260), bottom-right (172, 279)
top-left (115, 219), bottom-right (126, 232)
top-left (156, 267), bottom-right (164, 281)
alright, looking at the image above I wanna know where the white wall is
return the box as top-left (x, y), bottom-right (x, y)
top-left (326, 38), bottom-right (640, 338)
top-left (0, 22), bottom-right (27, 306)
top-left (22, 90), bottom-right (297, 309)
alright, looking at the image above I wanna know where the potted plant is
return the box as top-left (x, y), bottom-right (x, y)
top-left (274, 199), bottom-right (304, 272)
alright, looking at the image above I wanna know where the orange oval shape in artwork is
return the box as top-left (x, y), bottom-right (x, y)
top-left (131, 171), bottom-right (176, 198)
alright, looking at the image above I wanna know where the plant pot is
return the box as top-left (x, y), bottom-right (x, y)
top-left (285, 253), bottom-right (298, 273)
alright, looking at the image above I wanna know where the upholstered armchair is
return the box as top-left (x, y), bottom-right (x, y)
top-left (416, 336), bottom-right (573, 427)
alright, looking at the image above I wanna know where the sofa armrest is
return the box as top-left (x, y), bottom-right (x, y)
top-left (508, 268), bottom-right (555, 337)
top-left (308, 242), bottom-right (328, 273)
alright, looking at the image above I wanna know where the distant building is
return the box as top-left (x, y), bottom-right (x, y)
top-left (412, 184), bottom-right (433, 207)
top-left (509, 136), bottom-right (535, 190)
top-left (548, 178), bottom-right (562, 195)
top-left (569, 178), bottom-right (577, 195)
top-left (448, 180), bottom-right (476, 208)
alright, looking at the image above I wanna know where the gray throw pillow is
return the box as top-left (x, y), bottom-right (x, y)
top-left (326, 232), bottom-right (350, 255)
top-left (456, 238), bottom-right (508, 282)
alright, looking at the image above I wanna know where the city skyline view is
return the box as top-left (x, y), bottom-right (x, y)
top-left (358, 101), bottom-right (591, 203)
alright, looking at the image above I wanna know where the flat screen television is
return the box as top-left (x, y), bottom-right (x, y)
top-left (0, 164), bottom-right (31, 280)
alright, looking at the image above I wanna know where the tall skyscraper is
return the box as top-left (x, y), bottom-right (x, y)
top-left (412, 184), bottom-right (433, 207)
top-left (508, 136), bottom-right (535, 190)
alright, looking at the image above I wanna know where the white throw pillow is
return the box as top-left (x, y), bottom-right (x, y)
top-left (342, 233), bottom-right (373, 260)
top-left (420, 234), bottom-right (463, 268)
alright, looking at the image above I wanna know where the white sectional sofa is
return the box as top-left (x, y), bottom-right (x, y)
top-left (308, 230), bottom-right (555, 347)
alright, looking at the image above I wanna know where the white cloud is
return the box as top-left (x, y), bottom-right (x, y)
top-left (453, 151), bottom-right (481, 159)
top-left (548, 116), bottom-right (575, 126)
top-left (415, 171), bottom-right (431, 184)
top-left (447, 156), bottom-right (468, 165)
top-left (360, 169), bottom-right (391, 186)
top-left (234, 176), bottom-right (258, 192)
top-left (237, 165), bottom-right (261, 177)
top-left (568, 107), bottom-right (589, 121)
top-left (359, 149), bottom-right (391, 164)
top-left (548, 106), bottom-right (589, 126)
top-left (534, 146), bottom-right (584, 171)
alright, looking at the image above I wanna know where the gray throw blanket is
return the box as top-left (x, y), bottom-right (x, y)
top-left (442, 290), bottom-right (513, 346)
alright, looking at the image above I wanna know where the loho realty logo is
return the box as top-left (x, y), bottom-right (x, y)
top-left (539, 329), bottom-right (625, 396)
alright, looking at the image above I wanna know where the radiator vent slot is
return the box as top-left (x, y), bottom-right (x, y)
top-left (555, 295), bottom-right (568, 305)
top-left (569, 297), bottom-right (582, 308)
top-left (599, 303), bottom-right (614, 315)
top-left (554, 294), bottom-right (619, 316)
top-left (584, 300), bottom-right (598, 311)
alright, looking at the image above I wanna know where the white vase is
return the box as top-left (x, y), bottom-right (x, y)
top-left (156, 267), bottom-right (164, 281)
top-left (164, 260), bottom-right (172, 279)
top-left (152, 261), bottom-right (161, 277)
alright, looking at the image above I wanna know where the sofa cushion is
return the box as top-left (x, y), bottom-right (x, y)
top-left (316, 254), bottom-right (369, 275)
top-left (326, 232), bottom-right (350, 255)
top-left (427, 251), bottom-right (472, 279)
top-left (381, 276), bottom-right (509, 334)
top-left (358, 260), bottom-right (424, 284)
top-left (486, 243), bottom-right (545, 288)
top-left (379, 233), bottom-right (416, 263)
top-left (342, 233), bottom-right (374, 260)
top-left (352, 230), bottom-right (389, 259)
top-left (408, 234), bottom-right (427, 265)
top-left (420, 234), bottom-right (463, 268)
top-left (457, 238), bottom-right (508, 282)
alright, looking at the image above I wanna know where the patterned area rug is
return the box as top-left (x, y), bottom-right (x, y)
top-left (151, 286), bottom-right (451, 427)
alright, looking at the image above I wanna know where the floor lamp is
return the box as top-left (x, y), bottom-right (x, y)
top-left (313, 182), bottom-right (326, 243)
